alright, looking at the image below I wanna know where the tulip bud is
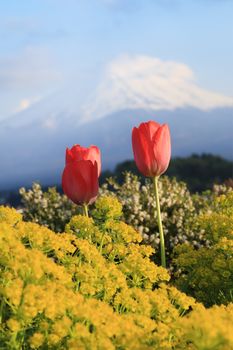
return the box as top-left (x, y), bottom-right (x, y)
top-left (132, 121), bottom-right (171, 177)
top-left (62, 145), bottom-right (100, 205)
top-left (65, 144), bottom-right (101, 177)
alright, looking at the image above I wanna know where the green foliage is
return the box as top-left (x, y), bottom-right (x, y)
top-left (173, 191), bottom-right (233, 306)
top-left (173, 238), bottom-right (233, 307)
top-left (197, 191), bottom-right (233, 243)
top-left (167, 153), bottom-right (233, 192)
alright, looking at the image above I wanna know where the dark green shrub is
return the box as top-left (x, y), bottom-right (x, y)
top-left (173, 191), bottom-right (233, 306)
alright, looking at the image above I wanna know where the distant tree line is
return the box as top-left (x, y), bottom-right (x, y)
top-left (1, 154), bottom-right (232, 207)
top-left (101, 153), bottom-right (233, 193)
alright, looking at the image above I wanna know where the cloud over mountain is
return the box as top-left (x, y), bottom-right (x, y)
top-left (0, 46), bottom-right (62, 119)
top-left (81, 55), bottom-right (233, 122)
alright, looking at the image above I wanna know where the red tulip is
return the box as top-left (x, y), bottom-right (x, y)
top-left (62, 145), bottom-right (100, 205)
top-left (65, 144), bottom-right (101, 177)
top-left (132, 121), bottom-right (171, 177)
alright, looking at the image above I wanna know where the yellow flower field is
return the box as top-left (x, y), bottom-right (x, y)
top-left (0, 194), bottom-right (233, 349)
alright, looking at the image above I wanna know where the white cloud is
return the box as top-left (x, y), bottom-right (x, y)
top-left (81, 54), bottom-right (233, 122)
top-left (0, 46), bottom-right (63, 120)
top-left (0, 46), bottom-right (61, 90)
top-left (19, 99), bottom-right (31, 110)
top-left (14, 97), bottom-right (41, 113)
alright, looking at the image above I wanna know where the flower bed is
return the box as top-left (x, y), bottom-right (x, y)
top-left (0, 194), bottom-right (233, 349)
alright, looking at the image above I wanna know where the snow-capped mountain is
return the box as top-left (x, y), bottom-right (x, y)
top-left (80, 55), bottom-right (233, 122)
top-left (1, 55), bottom-right (233, 189)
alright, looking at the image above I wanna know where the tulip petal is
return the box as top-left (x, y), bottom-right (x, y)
top-left (66, 144), bottom-right (101, 177)
top-left (86, 146), bottom-right (101, 177)
top-left (65, 147), bottom-right (74, 164)
top-left (152, 124), bottom-right (171, 175)
top-left (66, 145), bottom-right (88, 164)
top-left (74, 160), bottom-right (99, 204)
top-left (139, 121), bottom-right (161, 142)
top-left (62, 160), bottom-right (98, 205)
top-left (62, 162), bottom-right (87, 205)
top-left (89, 161), bottom-right (99, 204)
top-left (70, 145), bottom-right (87, 162)
top-left (132, 127), bottom-right (153, 177)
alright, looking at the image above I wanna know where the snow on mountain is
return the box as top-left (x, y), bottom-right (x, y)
top-left (80, 55), bottom-right (233, 122)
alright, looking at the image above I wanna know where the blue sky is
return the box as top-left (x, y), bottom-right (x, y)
top-left (0, 0), bottom-right (233, 121)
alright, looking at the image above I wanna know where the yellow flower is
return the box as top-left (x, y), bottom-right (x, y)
top-left (7, 319), bottom-right (21, 332)
top-left (29, 333), bottom-right (45, 348)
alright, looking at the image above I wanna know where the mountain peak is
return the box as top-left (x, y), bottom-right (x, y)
top-left (80, 55), bottom-right (233, 123)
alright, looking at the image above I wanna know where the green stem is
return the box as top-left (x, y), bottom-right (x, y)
top-left (0, 298), bottom-right (4, 324)
top-left (153, 176), bottom-right (166, 268)
top-left (83, 204), bottom-right (89, 217)
top-left (99, 232), bottom-right (105, 255)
